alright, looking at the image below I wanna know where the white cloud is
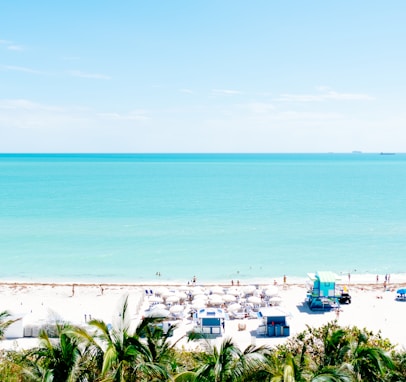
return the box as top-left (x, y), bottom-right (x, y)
top-left (68, 70), bottom-right (111, 80)
top-left (276, 88), bottom-right (375, 102)
top-left (179, 88), bottom-right (194, 94)
top-left (211, 89), bottom-right (242, 95)
top-left (2, 65), bottom-right (44, 75)
top-left (0, 99), bottom-right (63, 112)
top-left (7, 45), bottom-right (23, 51)
top-left (244, 102), bottom-right (276, 114)
top-left (98, 111), bottom-right (149, 121)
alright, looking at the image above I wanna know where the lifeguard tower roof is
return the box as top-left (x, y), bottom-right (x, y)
top-left (307, 271), bottom-right (340, 283)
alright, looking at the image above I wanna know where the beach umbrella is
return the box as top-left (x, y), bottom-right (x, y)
top-left (154, 286), bottom-right (169, 296)
top-left (176, 291), bottom-right (188, 300)
top-left (209, 294), bottom-right (223, 305)
top-left (146, 309), bottom-right (169, 318)
top-left (190, 287), bottom-right (205, 295)
top-left (243, 285), bottom-right (256, 294)
top-left (269, 296), bottom-right (282, 306)
top-left (227, 287), bottom-right (242, 296)
top-left (210, 286), bottom-right (225, 295)
top-left (148, 296), bottom-right (163, 303)
top-left (161, 290), bottom-right (176, 299)
top-left (222, 294), bottom-right (236, 303)
top-left (166, 295), bottom-right (180, 304)
top-left (191, 299), bottom-right (207, 309)
top-left (227, 303), bottom-right (242, 312)
top-left (265, 286), bottom-right (279, 297)
top-left (150, 303), bottom-right (167, 310)
top-left (397, 288), bottom-right (406, 295)
top-left (193, 294), bottom-right (207, 301)
top-left (248, 296), bottom-right (261, 304)
top-left (170, 304), bottom-right (184, 313)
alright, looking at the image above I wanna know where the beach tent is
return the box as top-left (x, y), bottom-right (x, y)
top-left (258, 307), bottom-right (290, 337)
top-left (197, 308), bottom-right (225, 335)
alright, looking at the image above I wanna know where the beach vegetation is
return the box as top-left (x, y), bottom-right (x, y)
top-left (1, 317), bottom-right (406, 381)
top-left (0, 311), bottom-right (20, 340)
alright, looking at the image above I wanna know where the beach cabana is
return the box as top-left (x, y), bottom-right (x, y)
top-left (257, 307), bottom-right (290, 337)
top-left (306, 271), bottom-right (340, 310)
top-left (196, 308), bottom-right (225, 335)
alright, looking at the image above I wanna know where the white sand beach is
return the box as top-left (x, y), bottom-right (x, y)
top-left (1, 275), bottom-right (405, 352)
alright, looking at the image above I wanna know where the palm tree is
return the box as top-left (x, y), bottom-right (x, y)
top-left (0, 310), bottom-right (20, 339)
top-left (346, 330), bottom-right (394, 381)
top-left (260, 351), bottom-right (298, 382)
top-left (189, 336), bottom-right (269, 382)
top-left (23, 324), bottom-right (83, 382)
top-left (72, 295), bottom-right (171, 381)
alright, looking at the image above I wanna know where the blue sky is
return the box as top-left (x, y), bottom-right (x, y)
top-left (1, 1), bottom-right (405, 153)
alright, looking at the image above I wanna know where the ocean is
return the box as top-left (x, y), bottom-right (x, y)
top-left (1, 153), bottom-right (405, 284)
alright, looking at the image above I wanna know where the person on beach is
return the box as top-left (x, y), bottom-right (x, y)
top-left (71, 284), bottom-right (75, 297)
top-left (192, 275), bottom-right (196, 285)
top-left (283, 275), bottom-right (286, 284)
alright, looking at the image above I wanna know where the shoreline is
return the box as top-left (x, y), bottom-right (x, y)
top-left (1, 271), bottom-right (405, 288)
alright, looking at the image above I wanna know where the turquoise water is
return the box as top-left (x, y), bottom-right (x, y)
top-left (1, 153), bottom-right (406, 283)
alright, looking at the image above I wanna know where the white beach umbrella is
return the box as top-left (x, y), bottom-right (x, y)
top-left (176, 291), bottom-right (188, 300)
top-left (148, 296), bottom-right (163, 303)
top-left (265, 286), bottom-right (279, 297)
top-left (161, 290), bottom-right (175, 299)
top-left (146, 309), bottom-right (170, 318)
top-left (227, 303), bottom-right (242, 312)
top-left (150, 303), bottom-right (166, 310)
top-left (210, 286), bottom-right (225, 295)
top-left (190, 287), bottom-right (205, 295)
top-left (154, 286), bottom-right (169, 296)
top-left (248, 296), bottom-right (261, 304)
top-left (227, 287), bottom-right (242, 296)
top-left (193, 294), bottom-right (207, 301)
top-left (269, 296), bottom-right (282, 306)
top-left (191, 299), bottom-right (207, 309)
top-left (242, 285), bottom-right (256, 294)
top-left (166, 295), bottom-right (180, 304)
top-left (209, 294), bottom-right (223, 305)
top-left (222, 294), bottom-right (236, 303)
top-left (170, 304), bottom-right (184, 313)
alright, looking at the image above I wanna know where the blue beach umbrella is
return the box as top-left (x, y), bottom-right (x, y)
top-left (396, 288), bottom-right (406, 295)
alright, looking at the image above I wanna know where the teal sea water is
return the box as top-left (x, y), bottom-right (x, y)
top-left (1, 153), bottom-right (406, 284)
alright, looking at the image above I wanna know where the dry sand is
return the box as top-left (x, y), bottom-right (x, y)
top-left (1, 278), bottom-right (405, 352)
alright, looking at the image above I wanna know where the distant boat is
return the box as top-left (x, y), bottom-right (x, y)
top-left (352, 151), bottom-right (362, 154)
top-left (380, 152), bottom-right (395, 155)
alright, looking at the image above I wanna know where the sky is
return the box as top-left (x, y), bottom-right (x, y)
top-left (1, 1), bottom-right (406, 153)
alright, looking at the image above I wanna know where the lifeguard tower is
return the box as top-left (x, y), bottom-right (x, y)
top-left (306, 271), bottom-right (340, 310)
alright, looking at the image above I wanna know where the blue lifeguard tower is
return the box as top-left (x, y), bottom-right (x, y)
top-left (306, 271), bottom-right (340, 310)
